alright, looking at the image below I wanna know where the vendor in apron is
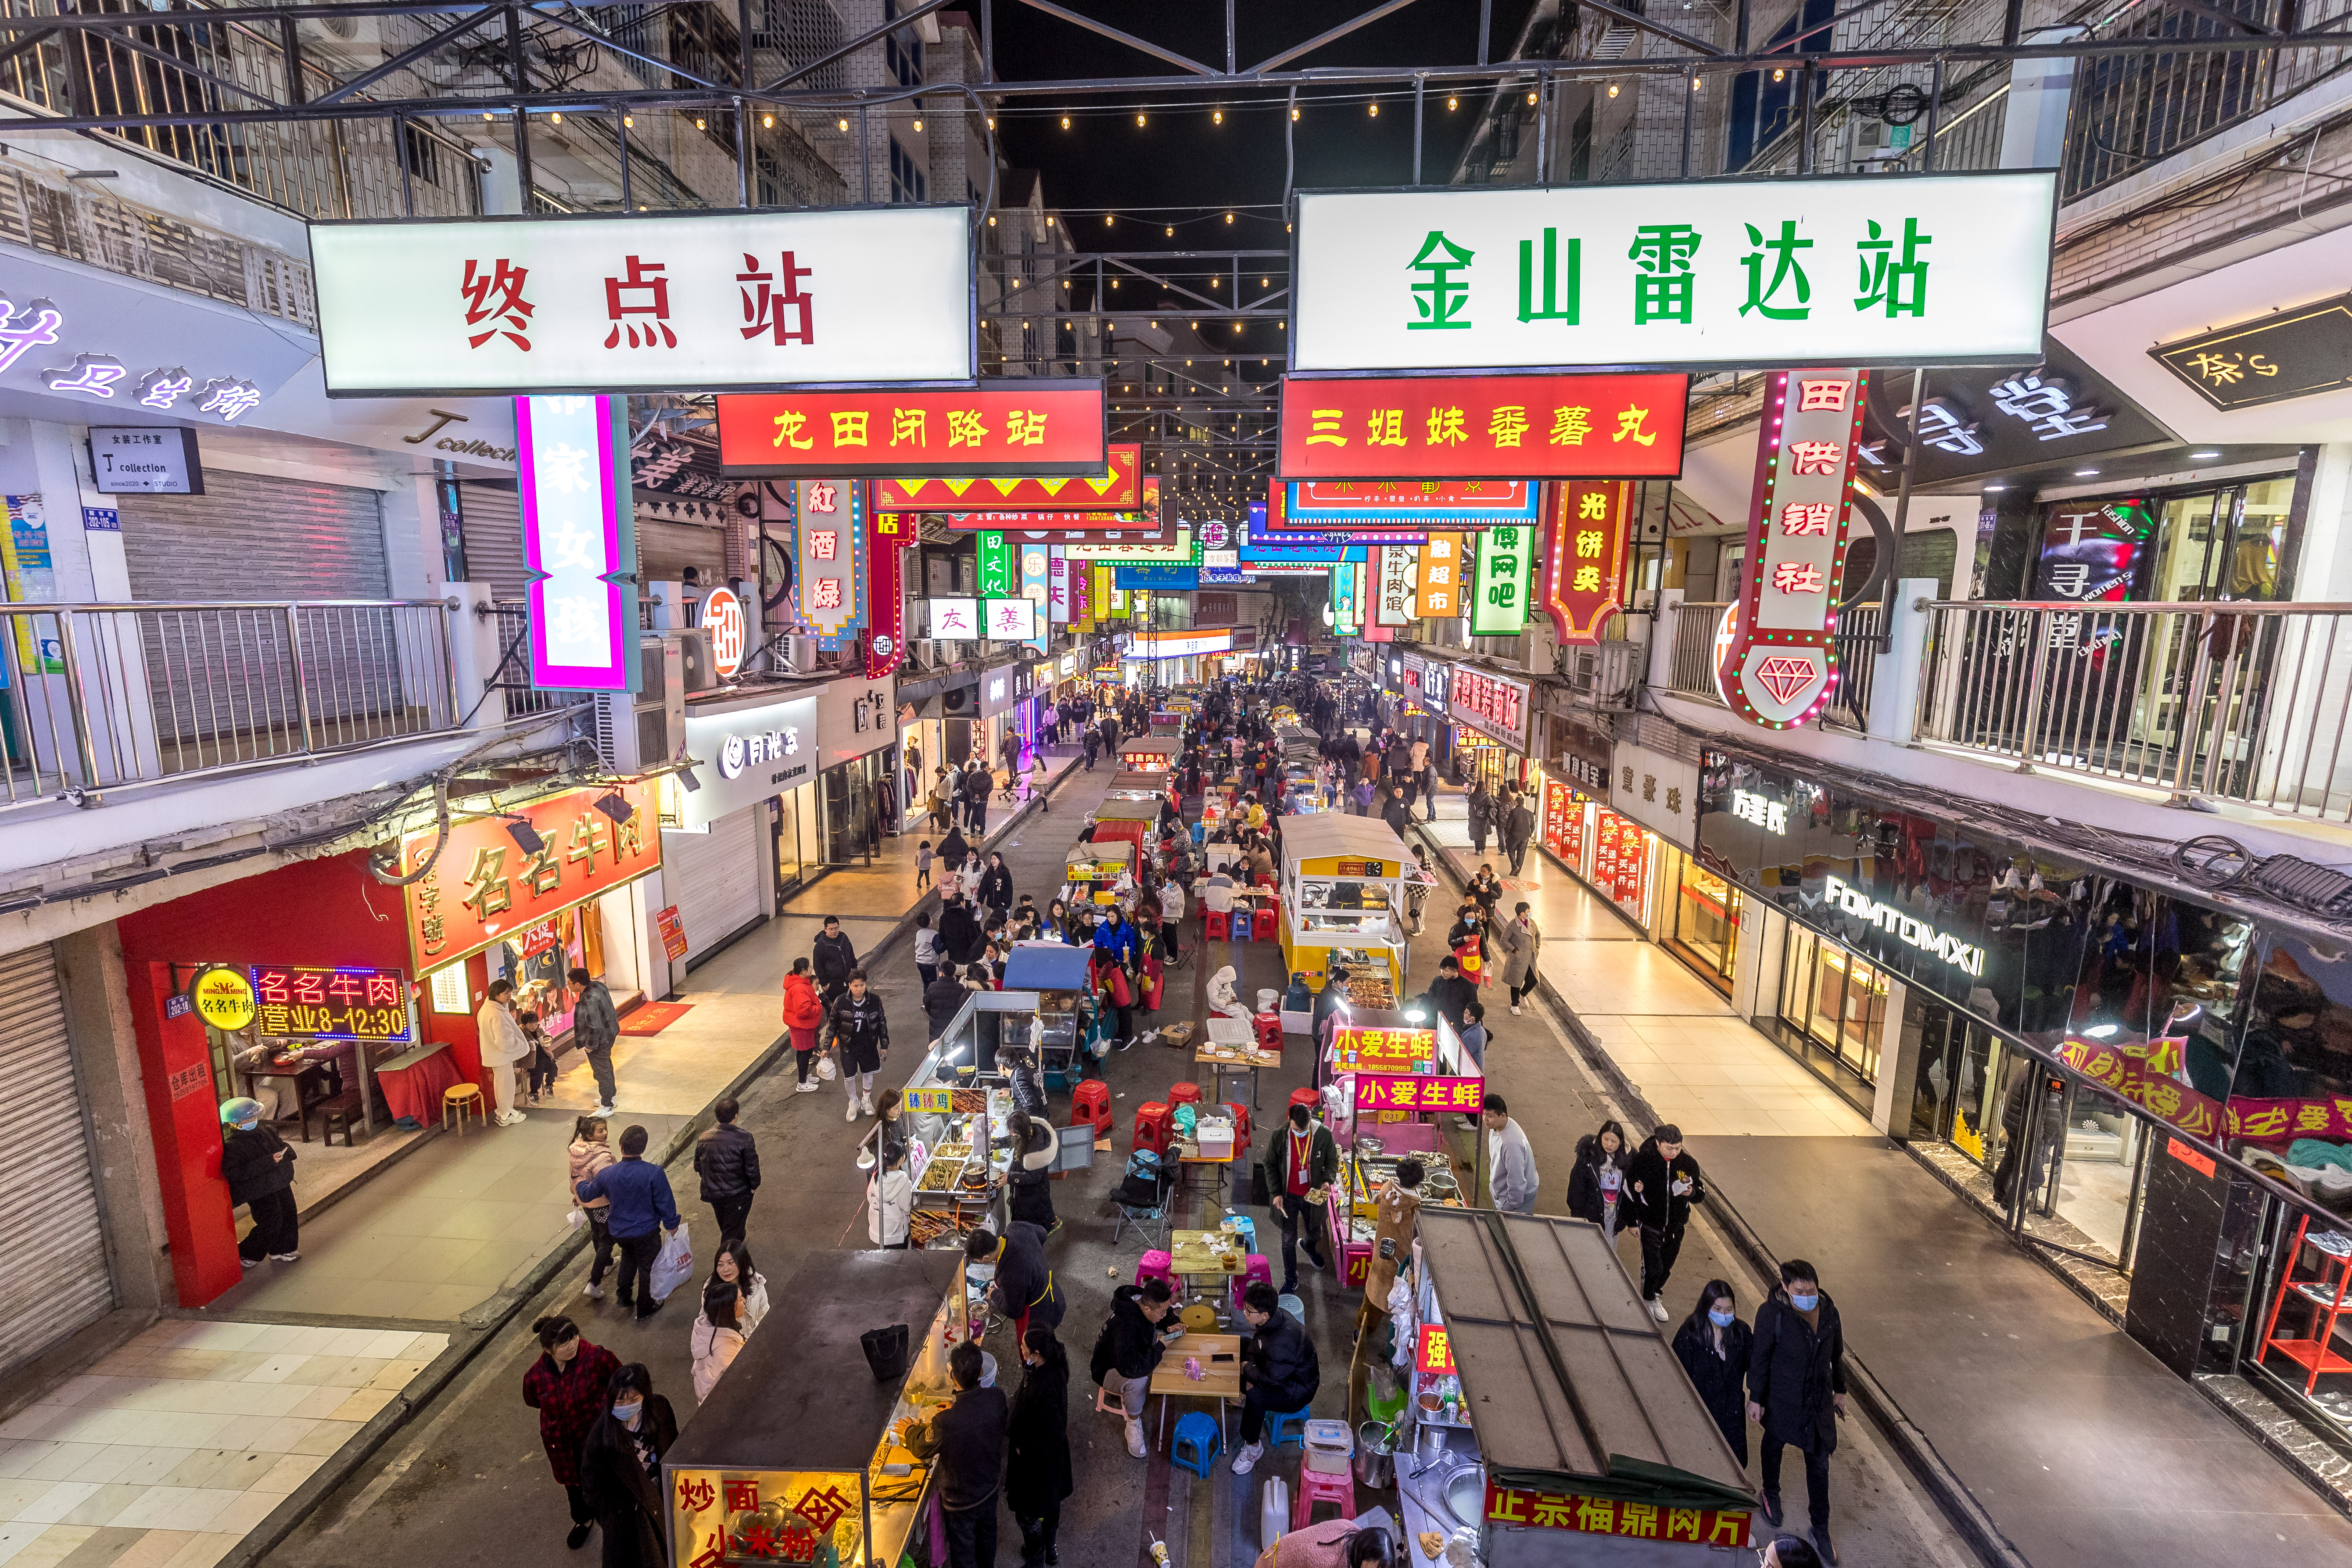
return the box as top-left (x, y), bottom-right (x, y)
top-left (966, 1221), bottom-right (1065, 1344)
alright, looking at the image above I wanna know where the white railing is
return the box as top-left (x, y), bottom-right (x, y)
top-left (1669, 601), bottom-right (1729, 703)
top-left (0, 599), bottom-right (458, 807)
top-left (1915, 599), bottom-right (2352, 821)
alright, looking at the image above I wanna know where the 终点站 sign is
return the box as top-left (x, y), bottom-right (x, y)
top-left (1292, 174), bottom-right (2054, 373)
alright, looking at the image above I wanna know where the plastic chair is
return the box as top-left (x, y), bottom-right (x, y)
top-left (1292, 1464), bottom-right (1357, 1529)
top-left (1230, 1254), bottom-right (1272, 1314)
top-left (1205, 910), bottom-right (1231, 942)
top-left (442, 1083), bottom-right (484, 1134)
top-left (1071, 1080), bottom-right (1113, 1136)
top-left (1288, 1086), bottom-right (1319, 1116)
top-left (1224, 1102), bottom-right (1253, 1147)
top-left (1172, 1411), bottom-right (1223, 1479)
top-left (1266, 1406), bottom-right (1315, 1450)
top-left (1167, 1082), bottom-right (1203, 1110)
top-left (1137, 1250), bottom-right (1176, 1292)
top-left (1133, 1102), bottom-right (1173, 1158)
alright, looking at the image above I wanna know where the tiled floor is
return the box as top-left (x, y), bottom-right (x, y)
top-left (0, 1321), bottom-right (446, 1568)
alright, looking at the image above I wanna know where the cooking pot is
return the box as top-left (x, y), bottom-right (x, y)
top-left (1354, 1421), bottom-right (1397, 1489)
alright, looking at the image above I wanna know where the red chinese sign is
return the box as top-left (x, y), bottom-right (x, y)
top-left (937, 513), bottom-right (1164, 539)
top-left (1332, 1025), bottom-right (1437, 1073)
top-left (1269, 478), bottom-right (1539, 532)
top-left (247, 965), bottom-right (412, 1042)
top-left (867, 506), bottom-right (917, 679)
top-left (1485, 1482), bottom-right (1750, 1549)
top-left (1415, 1324), bottom-right (1456, 1375)
top-left (1718, 369), bottom-right (1867, 729)
top-left (1357, 1075), bottom-right (1485, 1114)
top-left (716, 382), bottom-right (1107, 476)
top-left (1592, 808), bottom-right (1649, 911)
top-left (1277, 373), bottom-right (1687, 479)
top-left (1544, 480), bottom-right (1633, 645)
top-left (1449, 667), bottom-right (1531, 753)
top-left (399, 783), bottom-right (659, 972)
top-left (2047, 1033), bottom-right (2347, 1146)
top-left (872, 444), bottom-right (1140, 510)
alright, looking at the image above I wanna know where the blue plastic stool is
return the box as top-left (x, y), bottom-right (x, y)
top-left (1226, 1215), bottom-right (1257, 1251)
top-left (1267, 1406), bottom-right (1314, 1450)
top-left (1172, 1410), bottom-right (1223, 1478)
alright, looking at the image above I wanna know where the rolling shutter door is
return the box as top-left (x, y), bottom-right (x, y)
top-left (660, 807), bottom-right (765, 966)
top-left (0, 944), bottom-right (110, 1377)
top-left (118, 470), bottom-right (387, 601)
top-left (456, 484), bottom-right (529, 602)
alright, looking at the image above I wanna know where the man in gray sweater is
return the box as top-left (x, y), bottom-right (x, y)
top-left (1483, 1094), bottom-right (1539, 1214)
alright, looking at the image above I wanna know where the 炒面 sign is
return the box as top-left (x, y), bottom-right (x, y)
top-left (2150, 294), bottom-right (2352, 411)
top-left (1450, 667), bottom-right (1531, 753)
top-left (1544, 481), bottom-right (1633, 645)
top-left (874, 444), bottom-right (1140, 510)
top-left (715, 381), bottom-right (1106, 475)
top-left (398, 782), bottom-right (659, 971)
top-left (520, 395), bottom-right (638, 693)
top-left (1273, 479), bottom-right (1539, 531)
top-left (247, 965), bottom-right (412, 1042)
top-left (312, 206), bottom-right (975, 395)
top-left (1292, 174), bottom-right (2054, 372)
top-left (1355, 1075), bottom-right (1486, 1115)
top-left (87, 426), bottom-right (201, 495)
top-left (1278, 373), bottom-right (1686, 478)
top-left (792, 479), bottom-right (864, 648)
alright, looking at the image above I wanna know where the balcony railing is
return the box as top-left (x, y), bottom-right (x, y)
top-left (0, 599), bottom-right (458, 808)
top-left (1914, 599), bottom-right (2352, 821)
top-left (1669, 601), bottom-right (1729, 702)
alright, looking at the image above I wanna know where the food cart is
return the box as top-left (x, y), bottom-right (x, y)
top-left (1104, 770), bottom-right (1175, 803)
top-left (1277, 814), bottom-right (1411, 998)
top-left (1119, 736), bottom-right (1183, 772)
top-left (1000, 943), bottom-right (1094, 1088)
top-left (1391, 1210), bottom-right (1758, 1568)
top-left (1086, 797), bottom-right (1162, 857)
top-left (1319, 1010), bottom-right (1482, 1288)
top-left (664, 1249), bottom-right (966, 1568)
top-left (1064, 839), bottom-right (1134, 907)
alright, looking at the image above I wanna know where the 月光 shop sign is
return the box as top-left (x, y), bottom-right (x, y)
top-left (1291, 173), bottom-right (2054, 373)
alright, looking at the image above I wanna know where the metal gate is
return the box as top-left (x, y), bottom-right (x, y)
top-left (662, 808), bottom-right (764, 967)
top-left (0, 943), bottom-right (111, 1376)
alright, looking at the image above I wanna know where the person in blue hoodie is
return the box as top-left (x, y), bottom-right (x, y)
top-left (574, 1124), bottom-right (680, 1320)
top-left (1092, 906), bottom-right (1143, 970)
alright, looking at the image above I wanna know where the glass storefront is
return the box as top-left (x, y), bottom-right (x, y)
top-left (1669, 858), bottom-right (1742, 991)
top-left (771, 782), bottom-right (821, 901)
top-left (821, 751), bottom-right (888, 865)
top-left (1774, 926), bottom-right (1888, 1109)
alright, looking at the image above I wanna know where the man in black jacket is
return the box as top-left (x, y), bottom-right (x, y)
top-left (939, 893), bottom-right (986, 968)
top-left (1260, 1102), bottom-right (1338, 1295)
top-left (810, 916), bottom-right (857, 1009)
top-left (1502, 794), bottom-right (1536, 877)
top-left (690, 1097), bottom-right (759, 1244)
top-left (924, 964), bottom-right (972, 1043)
top-left (912, 1341), bottom-right (1007, 1568)
top-left (1091, 1278), bottom-right (1183, 1459)
top-left (1748, 1260), bottom-right (1848, 1566)
top-left (1625, 1125), bottom-right (1707, 1323)
top-left (967, 1220), bottom-right (1064, 1342)
top-left (961, 759), bottom-right (993, 834)
top-left (1421, 956), bottom-right (1479, 1036)
top-left (1230, 1281), bottom-right (1319, 1475)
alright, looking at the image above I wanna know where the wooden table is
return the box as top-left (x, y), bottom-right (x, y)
top-left (1198, 1043), bottom-right (1279, 1111)
top-left (1169, 1229), bottom-right (1249, 1290)
top-left (1173, 1145), bottom-right (1237, 1202)
top-left (1148, 1330), bottom-right (1243, 1448)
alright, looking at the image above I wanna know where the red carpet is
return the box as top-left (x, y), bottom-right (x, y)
top-left (617, 1001), bottom-right (692, 1036)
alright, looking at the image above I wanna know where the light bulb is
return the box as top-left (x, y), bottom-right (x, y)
top-left (1607, 83), bottom-right (1619, 97)
top-left (551, 111), bottom-right (561, 123)
top-left (1291, 105), bottom-right (1300, 120)
top-left (1262, 278), bottom-right (1269, 286)
top-left (1061, 115), bottom-right (1071, 129)
top-left (838, 117), bottom-right (849, 131)
top-left (1369, 102), bottom-right (1379, 116)
top-left (1225, 212), bottom-right (1234, 224)
top-left (696, 118), bottom-right (706, 130)
top-left (1166, 225), bottom-right (1174, 236)
top-left (1773, 68), bottom-right (1785, 81)
top-left (913, 118), bottom-right (923, 130)
top-left (1448, 95), bottom-right (1458, 110)
top-left (986, 115), bottom-right (995, 128)
top-left (1105, 214), bottom-right (1114, 225)
top-left (1137, 113), bottom-right (1146, 126)
top-left (624, 115), bottom-right (633, 126)
top-left (1214, 108), bottom-right (1224, 124)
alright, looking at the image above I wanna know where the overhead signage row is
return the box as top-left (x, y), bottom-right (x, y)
top-left (714, 380), bottom-right (1107, 475)
top-left (312, 205), bottom-right (975, 396)
top-left (874, 445), bottom-right (1140, 510)
top-left (1276, 372), bottom-right (1686, 479)
top-left (1270, 478), bottom-right (1540, 532)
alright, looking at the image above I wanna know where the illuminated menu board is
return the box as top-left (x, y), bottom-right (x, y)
top-left (249, 965), bottom-right (413, 1042)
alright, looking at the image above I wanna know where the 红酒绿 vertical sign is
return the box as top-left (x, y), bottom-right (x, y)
top-left (793, 479), bottom-right (865, 649)
top-left (520, 395), bottom-right (638, 693)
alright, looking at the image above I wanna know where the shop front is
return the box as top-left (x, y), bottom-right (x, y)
top-left (817, 673), bottom-right (898, 860)
top-left (1398, 651), bottom-right (1451, 768)
top-left (1605, 728), bottom-right (1724, 990)
top-left (2017, 473), bottom-right (2298, 605)
top-left (677, 690), bottom-right (820, 944)
top-left (976, 659), bottom-right (1022, 780)
top-left (1447, 665), bottom-right (1536, 794)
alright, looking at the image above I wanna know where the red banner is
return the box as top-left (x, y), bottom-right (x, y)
top-left (715, 382), bottom-right (1106, 476)
top-left (1278, 373), bottom-right (1688, 479)
top-left (1545, 480), bottom-right (1633, 645)
top-left (874, 444), bottom-right (1140, 510)
top-left (1268, 477), bottom-right (1538, 532)
top-left (1486, 1483), bottom-right (1750, 1549)
top-left (399, 783), bottom-right (660, 972)
top-left (936, 513), bottom-right (1164, 538)
top-left (1416, 1324), bottom-right (1456, 1375)
top-left (867, 507), bottom-right (917, 680)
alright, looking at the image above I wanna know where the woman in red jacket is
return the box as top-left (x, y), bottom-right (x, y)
top-left (521, 1313), bottom-right (622, 1550)
top-left (782, 958), bottom-right (827, 1094)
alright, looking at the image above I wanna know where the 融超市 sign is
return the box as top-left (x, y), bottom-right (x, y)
top-left (312, 206), bottom-right (974, 396)
top-left (1291, 174), bottom-right (2054, 373)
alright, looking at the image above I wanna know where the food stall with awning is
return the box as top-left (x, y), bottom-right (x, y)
top-left (1086, 797), bottom-right (1163, 856)
top-left (1277, 813), bottom-right (1412, 1001)
top-left (1119, 736), bottom-right (1183, 771)
top-left (1395, 1209), bottom-right (1758, 1568)
top-left (664, 1249), bottom-right (964, 1568)
top-left (1104, 770), bottom-right (1176, 803)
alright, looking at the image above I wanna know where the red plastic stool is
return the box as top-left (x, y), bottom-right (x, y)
top-left (1289, 1086), bottom-right (1320, 1115)
top-left (1224, 1102), bottom-right (1253, 1146)
top-left (1167, 1082), bottom-right (1203, 1109)
top-left (1070, 1080), bottom-right (1112, 1136)
top-left (1205, 910), bottom-right (1231, 941)
top-left (1252, 1013), bottom-right (1282, 1053)
top-left (1133, 1102), bottom-right (1172, 1158)
top-left (1292, 1464), bottom-right (1356, 1529)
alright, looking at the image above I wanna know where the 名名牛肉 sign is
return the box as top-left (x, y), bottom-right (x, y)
top-left (1291, 174), bottom-right (2054, 373)
top-left (1277, 373), bottom-right (1686, 478)
top-left (399, 783), bottom-right (659, 971)
top-left (311, 205), bottom-right (975, 395)
top-left (714, 381), bottom-right (1107, 475)
top-left (248, 965), bottom-right (412, 1043)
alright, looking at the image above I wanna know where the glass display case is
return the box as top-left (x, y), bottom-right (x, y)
top-left (1278, 814), bottom-right (1414, 999)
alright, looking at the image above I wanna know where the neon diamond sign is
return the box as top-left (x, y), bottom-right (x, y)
top-left (1754, 656), bottom-right (1818, 706)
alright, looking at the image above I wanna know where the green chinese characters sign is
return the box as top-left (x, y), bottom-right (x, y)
top-left (1470, 524), bottom-right (1533, 636)
top-left (978, 531), bottom-right (1016, 597)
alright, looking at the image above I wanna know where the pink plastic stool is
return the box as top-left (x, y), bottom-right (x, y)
top-left (1292, 1465), bottom-right (1357, 1529)
top-left (1137, 1250), bottom-right (1176, 1292)
top-left (1230, 1253), bottom-right (1271, 1313)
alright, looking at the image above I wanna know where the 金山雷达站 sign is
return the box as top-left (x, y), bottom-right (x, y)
top-left (1278, 373), bottom-right (1685, 479)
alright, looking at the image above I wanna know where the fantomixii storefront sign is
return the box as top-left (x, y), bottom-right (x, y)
top-left (311, 205), bottom-right (974, 395)
top-left (1291, 174), bottom-right (2054, 373)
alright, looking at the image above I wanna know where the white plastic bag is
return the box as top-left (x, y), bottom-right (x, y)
top-left (816, 1053), bottom-right (839, 1082)
top-left (565, 1207), bottom-right (585, 1232)
top-left (649, 1222), bottom-right (694, 1302)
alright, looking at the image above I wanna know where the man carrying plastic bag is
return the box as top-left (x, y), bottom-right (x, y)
top-left (574, 1123), bottom-right (682, 1319)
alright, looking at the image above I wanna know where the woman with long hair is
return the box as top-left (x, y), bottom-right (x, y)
top-left (708, 1239), bottom-right (767, 1333)
top-left (566, 1117), bottom-right (616, 1299)
top-left (576, 1364), bottom-right (676, 1568)
top-left (1005, 1328), bottom-right (1072, 1568)
top-left (688, 1274), bottom-right (745, 1404)
top-left (1671, 1278), bottom-right (1753, 1464)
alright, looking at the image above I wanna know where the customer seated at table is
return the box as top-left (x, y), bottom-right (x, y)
top-left (1203, 864), bottom-right (1240, 915)
top-left (1090, 1276), bottom-right (1184, 1460)
top-left (1256, 1521), bottom-right (1395, 1568)
top-left (1230, 1280), bottom-right (1320, 1476)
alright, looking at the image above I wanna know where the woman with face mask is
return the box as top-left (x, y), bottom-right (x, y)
top-left (1004, 1328), bottom-right (1073, 1568)
top-left (577, 1363), bottom-right (678, 1568)
top-left (1671, 1279), bottom-right (1753, 1465)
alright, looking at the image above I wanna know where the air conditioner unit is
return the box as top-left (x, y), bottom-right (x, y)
top-left (591, 636), bottom-right (685, 773)
top-left (296, 14), bottom-right (386, 68)
top-left (666, 628), bottom-right (716, 696)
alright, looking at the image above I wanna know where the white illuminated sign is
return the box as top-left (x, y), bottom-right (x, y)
top-left (87, 426), bottom-right (201, 494)
top-left (311, 206), bottom-right (975, 396)
top-left (701, 585), bottom-right (746, 678)
top-left (928, 596), bottom-right (978, 638)
top-left (1730, 788), bottom-right (1788, 835)
top-left (1822, 875), bottom-right (1984, 976)
top-left (1292, 173), bottom-right (2056, 373)
top-left (984, 597), bottom-right (1038, 640)
top-left (680, 693), bottom-right (820, 829)
top-left (717, 725), bottom-right (800, 779)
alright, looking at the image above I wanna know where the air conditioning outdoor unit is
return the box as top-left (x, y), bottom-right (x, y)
top-left (296, 14), bottom-right (386, 68)
top-left (591, 636), bottom-right (686, 773)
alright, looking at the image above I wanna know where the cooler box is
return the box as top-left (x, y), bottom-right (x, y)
top-left (1196, 1117), bottom-right (1235, 1159)
top-left (1303, 1419), bottom-right (1352, 1474)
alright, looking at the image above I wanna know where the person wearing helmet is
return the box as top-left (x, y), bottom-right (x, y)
top-left (219, 1098), bottom-right (300, 1266)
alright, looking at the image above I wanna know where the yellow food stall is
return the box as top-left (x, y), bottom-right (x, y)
top-left (664, 1249), bottom-right (964, 1568)
top-left (1276, 813), bottom-right (1411, 998)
